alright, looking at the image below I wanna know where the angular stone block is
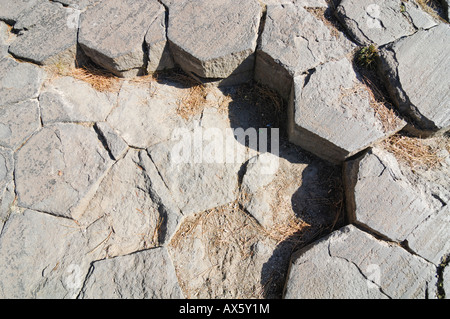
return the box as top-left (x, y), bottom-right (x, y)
top-left (284, 225), bottom-right (437, 299)
top-left (79, 0), bottom-right (164, 77)
top-left (8, 1), bottom-right (80, 66)
top-left (378, 24), bottom-right (450, 136)
top-left (255, 3), bottom-right (354, 99)
top-left (288, 58), bottom-right (405, 164)
top-left (167, 0), bottom-right (261, 82)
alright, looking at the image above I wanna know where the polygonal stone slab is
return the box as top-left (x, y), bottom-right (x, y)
top-left (335, 0), bottom-right (437, 46)
top-left (14, 123), bottom-right (114, 218)
top-left (288, 57), bottom-right (405, 164)
top-left (147, 107), bottom-right (251, 216)
top-left (94, 122), bottom-right (128, 160)
top-left (0, 99), bottom-right (40, 150)
top-left (79, 248), bottom-right (183, 299)
top-left (378, 24), bottom-right (450, 136)
top-left (0, 210), bottom-right (96, 298)
top-left (39, 76), bottom-right (117, 124)
top-left (0, 58), bottom-right (44, 105)
top-left (0, 0), bottom-right (43, 24)
top-left (344, 147), bottom-right (438, 243)
top-left (284, 225), bottom-right (437, 299)
top-left (76, 149), bottom-right (182, 258)
top-left (167, 0), bottom-right (261, 81)
top-left (8, 1), bottom-right (80, 66)
top-left (255, 3), bottom-right (355, 99)
top-left (78, 0), bottom-right (164, 77)
top-left (107, 81), bottom-right (186, 149)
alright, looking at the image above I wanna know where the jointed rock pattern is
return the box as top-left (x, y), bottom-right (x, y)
top-left (0, 0), bottom-right (449, 299)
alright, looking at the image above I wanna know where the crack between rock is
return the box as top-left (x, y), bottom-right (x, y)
top-left (327, 240), bottom-right (392, 299)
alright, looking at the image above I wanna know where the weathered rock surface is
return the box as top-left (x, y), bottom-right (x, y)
top-left (284, 225), bottom-right (437, 299)
top-left (378, 24), bottom-right (450, 135)
top-left (76, 149), bottom-right (181, 258)
top-left (0, 21), bottom-right (12, 59)
top-left (335, 0), bottom-right (436, 46)
top-left (145, 9), bottom-right (174, 73)
top-left (0, 99), bottom-right (40, 150)
top-left (167, 0), bottom-right (261, 82)
top-left (255, 3), bottom-right (355, 99)
top-left (107, 81), bottom-right (185, 149)
top-left (94, 122), bottom-right (128, 160)
top-left (344, 147), bottom-right (446, 248)
top-left (288, 57), bottom-right (405, 164)
top-left (147, 107), bottom-right (250, 216)
top-left (0, 210), bottom-right (96, 298)
top-left (0, 147), bottom-right (14, 230)
top-left (52, 0), bottom-right (99, 10)
top-left (39, 76), bottom-right (117, 124)
top-left (80, 248), bottom-right (183, 299)
top-left (79, 0), bottom-right (164, 77)
top-left (8, 1), bottom-right (80, 66)
top-left (0, 0), bottom-right (42, 24)
top-left (0, 58), bottom-right (44, 105)
top-left (15, 123), bottom-right (113, 218)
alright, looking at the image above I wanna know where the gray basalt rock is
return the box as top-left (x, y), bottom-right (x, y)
top-left (107, 81), bottom-right (186, 149)
top-left (0, 210), bottom-right (96, 298)
top-left (145, 9), bottom-right (174, 73)
top-left (14, 123), bottom-right (114, 218)
top-left (344, 147), bottom-right (442, 244)
top-left (284, 225), bottom-right (437, 299)
top-left (8, 1), bottom-right (80, 66)
top-left (0, 99), bottom-right (40, 150)
top-left (78, 0), bottom-right (164, 77)
top-left (0, 147), bottom-right (14, 230)
top-left (255, 3), bottom-right (355, 99)
top-left (378, 24), bottom-right (450, 136)
top-left (52, 0), bottom-right (100, 10)
top-left (0, 58), bottom-right (44, 105)
top-left (288, 57), bottom-right (405, 164)
top-left (79, 248), bottom-right (183, 299)
top-left (0, 0), bottom-right (43, 24)
top-left (166, 0), bottom-right (261, 83)
top-left (76, 149), bottom-right (182, 258)
top-left (94, 122), bottom-right (128, 160)
top-left (39, 76), bottom-right (117, 124)
top-left (335, 0), bottom-right (437, 46)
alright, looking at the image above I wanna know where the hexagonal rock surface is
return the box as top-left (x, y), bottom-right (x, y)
top-left (14, 123), bottom-right (114, 218)
top-left (8, 1), bottom-right (80, 66)
top-left (147, 107), bottom-right (251, 216)
top-left (76, 149), bottom-right (182, 258)
top-left (288, 57), bottom-right (406, 164)
top-left (0, 0), bottom-right (42, 24)
top-left (335, 0), bottom-right (437, 46)
top-left (78, 0), bottom-right (164, 77)
top-left (378, 24), bottom-right (450, 136)
top-left (166, 0), bottom-right (261, 82)
top-left (284, 225), bottom-right (437, 299)
top-left (0, 99), bottom-right (40, 150)
top-left (39, 76), bottom-right (117, 125)
top-left (0, 58), bottom-right (44, 105)
top-left (255, 3), bottom-right (355, 99)
top-left (344, 147), bottom-right (450, 265)
top-left (107, 81), bottom-right (186, 149)
top-left (240, 148), bottom-right (341, 244)
top-left (0, 210), bottom-right (97, 299)
top-left (79, 248), bottom-right (183, 299)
